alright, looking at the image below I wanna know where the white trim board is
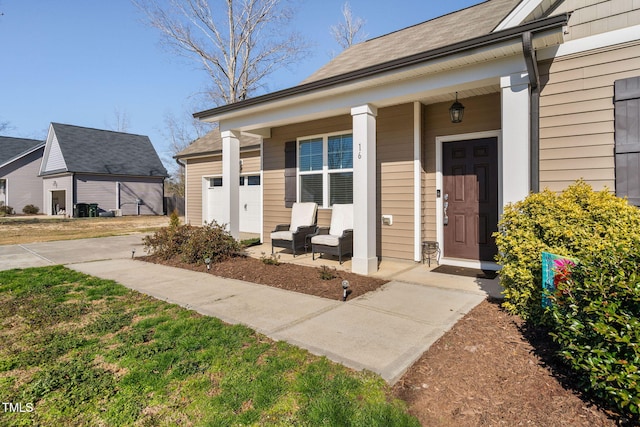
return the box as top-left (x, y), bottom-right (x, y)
top-left (538, 25), bottom-right (640, 61)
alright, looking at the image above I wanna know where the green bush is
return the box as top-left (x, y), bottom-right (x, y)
top-left (548, 246), bottom-right (640, 419)
top-left (0, 203), bottom-right (14, 216)
top-left (22, 204), bottom-right (40, 214)
top-left (143, 221), bottom-right (240, 264)
top-left (495, 181), bottom-right (640, 324)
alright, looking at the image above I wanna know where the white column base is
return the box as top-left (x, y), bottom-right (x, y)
top-left (351, 257), bottom-right (378, 275)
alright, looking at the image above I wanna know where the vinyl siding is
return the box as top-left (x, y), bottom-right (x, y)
top-left (377, 104), bottom-right (415, 260)
top-left (42, 133), bottom-right (67, 173)
top-left (75, 174), bottom-right (164, 215)
top-left (422, 93), bottom-right (501, 243)
top-left (0, 148), bottom-right (44, 211)
top-left (554, 0), bottom-right (640, 42)
top-left (538, 41), bottom-right (640, 191)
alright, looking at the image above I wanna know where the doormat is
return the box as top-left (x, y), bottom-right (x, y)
top-left (431, 265), bottom-right (498, 279)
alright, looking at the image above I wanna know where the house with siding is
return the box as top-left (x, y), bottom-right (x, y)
top-left (0, 136), bottom-right (45, 212)
top-left (187, 0), bottom-right (640, 275)
top-left (40, 123), bottom-right (168, 216)
top-left (175, 129), bottom-right (262, 233)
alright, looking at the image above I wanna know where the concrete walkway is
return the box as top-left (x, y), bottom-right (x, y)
top-left (1, 234), bottom-right (490, 384)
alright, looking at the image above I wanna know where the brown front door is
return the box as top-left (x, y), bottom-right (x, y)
top-left (443, 138), bottom-right (498, 261)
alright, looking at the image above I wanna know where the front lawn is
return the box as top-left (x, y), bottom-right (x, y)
top-left (0, 266), bottom-right (418, 426)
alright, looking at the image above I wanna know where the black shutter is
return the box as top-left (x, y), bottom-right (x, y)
top-left (614, 77), bottom-right (640, 206)
top-left (284, 141), bottom-right (297, 208)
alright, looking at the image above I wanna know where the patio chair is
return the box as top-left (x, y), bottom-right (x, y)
top-left (311, 203), bottom-right (353, 264)
top-left (270, 202), bottom-right (318, 256)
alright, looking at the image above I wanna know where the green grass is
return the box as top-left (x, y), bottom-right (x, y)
top-left (0, 266), bottom-right (419, 426)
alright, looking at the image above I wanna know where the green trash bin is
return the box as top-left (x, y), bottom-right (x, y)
top-left (88, 203), bottom-right (99, 217)
top-left (74, 203), bottom-right (89, 218)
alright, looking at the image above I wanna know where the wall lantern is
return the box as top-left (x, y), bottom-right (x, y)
top-left (449, 92), bottom-right (465, 123)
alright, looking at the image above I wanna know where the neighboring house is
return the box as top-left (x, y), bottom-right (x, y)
top-left (39, 123), bottom-right (168, 216)
top-left (0, 136), bottom-right (45, 212)
top-left (189, 0), bottom-right (640, 275)
top-left (175, 128), bottom-right (262, 233)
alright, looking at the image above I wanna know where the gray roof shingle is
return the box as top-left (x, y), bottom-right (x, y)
top-left (49, 123), bottom-right (168, 177)
top-left (303, 0), bottom-right (521, 84)
top-left (0, 136), bottom-right (45, 166)
top-left (176, 128), bottom-right (261, 159)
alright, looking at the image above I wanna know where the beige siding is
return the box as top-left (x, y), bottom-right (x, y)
top-left (377, 104), bottom-right (415, 260)
top-left (538, 41), bottom-right (640, 191)
top-left (554, 0), bottom-right (640, 41)
top-left (241, 150), bottom-right (261, 173)
top-left (421, 93), bottom-right (501, 243)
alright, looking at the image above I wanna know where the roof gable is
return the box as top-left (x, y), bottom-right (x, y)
top-left (303, 0), bottom-right (522, 84)
top-left (176, 128), bottom-right (261, 159)
top-left (41, 123), bottom-right (168, 177)
top-left (0, 136), bottom-right (45, 167)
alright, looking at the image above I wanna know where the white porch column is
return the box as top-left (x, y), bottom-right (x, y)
top-left (501, 72), bottom-right (531, 205)
top-left (351, 104), bottom-right (378, 275)
top-left (221, 130), bottom-right (240, 239)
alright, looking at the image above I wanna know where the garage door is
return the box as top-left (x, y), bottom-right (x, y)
top-left (206, 175), bottom-right (261, 234)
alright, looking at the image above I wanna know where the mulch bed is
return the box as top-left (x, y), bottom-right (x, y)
top-left (140, 254), bottom-right (621, 425)
top-left (140, 254), bottom-right (387, 301)
top-left (394, 299), bottom-right (620, 426)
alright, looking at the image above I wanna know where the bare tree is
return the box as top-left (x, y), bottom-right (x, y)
top-left (161, 111), bottom-right (213, 197)
top-left (330, 2), bottom-right (367, 50)
top-left (133, 0), bottom-right (308, 106)
top-left (105, 107), bottom-right (131, 133)
top-left (0, 120), bottom-right (10, 134)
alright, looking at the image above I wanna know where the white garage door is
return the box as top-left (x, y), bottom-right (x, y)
top-left (206, 175), bottom-right (261, 234)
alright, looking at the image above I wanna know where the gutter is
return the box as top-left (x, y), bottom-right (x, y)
top-left (194, 14), bottom-right (569, 120)
top-left (522, 31), bottom-right (541, 193)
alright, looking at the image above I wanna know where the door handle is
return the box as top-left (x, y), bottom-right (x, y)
top-left (443, 193), bottom-right (449, 226)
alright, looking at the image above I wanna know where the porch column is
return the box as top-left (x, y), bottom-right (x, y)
top-left (501, 72), bottom-right (531, 205)
top-left (221, 130), bottom-right (240, 239)
top-left (351, 104), bottom-right (378, 275)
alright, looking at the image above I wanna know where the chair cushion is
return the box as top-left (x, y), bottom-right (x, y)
top-left (329, 204), bottom-right (353, 236)
top-left (270, 231), bottom-right (293, 241)
top-left (311, 234), bottom-right (340, 247)
top-left (290, 202), bottom-right (317, 231)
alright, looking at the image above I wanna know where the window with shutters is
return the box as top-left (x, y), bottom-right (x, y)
top-left (297, 132), bottom-right (353, 208)
top-left (614, 77), bottom-right (640, 206)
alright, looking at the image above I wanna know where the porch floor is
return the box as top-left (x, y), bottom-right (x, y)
top-left (244, 243), bottom-right (503, 299)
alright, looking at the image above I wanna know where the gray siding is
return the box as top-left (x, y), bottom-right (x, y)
top-left (0, 148), bottom-right (44, 211)
top-left (75, 174), bottom-right (165, 216)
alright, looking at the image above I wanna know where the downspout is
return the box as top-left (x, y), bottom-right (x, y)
top-left (522, 31), bottom-right (540, 193)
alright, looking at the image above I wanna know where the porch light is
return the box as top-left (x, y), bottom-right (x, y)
top-left (449, 92), bottom-right (465, 123)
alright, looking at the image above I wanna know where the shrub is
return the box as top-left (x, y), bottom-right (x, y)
top-left (180, 221), bottom-right (240, 264)
top-left (495, 180), bottom-right (640, 324)
top-left (318, 265), bottom-right (337, 280)
top-left (22, 204), bottom-right (40, 215)
top-left (0, 203), bottom-right (14, 216)
top-left (168, 209), bottom-right (180, 229)
top-left (549, 244), bottom-right (640, 419)
top-left (260, 252), bottom-right (280, 266)
top-left (143, 221), bottom-right (240, 264)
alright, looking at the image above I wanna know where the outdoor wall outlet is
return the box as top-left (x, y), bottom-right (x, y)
top-left (382, 215), bottom-right (393, 226)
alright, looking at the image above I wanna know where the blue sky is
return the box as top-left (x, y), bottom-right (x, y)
top-left (0, 0), bottom-right (482, 171)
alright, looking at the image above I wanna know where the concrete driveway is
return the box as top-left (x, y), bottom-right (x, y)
top-left (0, 234), bottom-right (146, 271)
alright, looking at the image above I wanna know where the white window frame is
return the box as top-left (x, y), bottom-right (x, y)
top-left (297, 130), bottom-right (353, 208)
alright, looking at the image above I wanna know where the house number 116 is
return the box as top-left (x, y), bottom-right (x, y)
top-left (358, 144), bottom-right (362, 159)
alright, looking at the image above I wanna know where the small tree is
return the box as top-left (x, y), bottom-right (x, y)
top-left (330, 2), bottom-right (367, 50)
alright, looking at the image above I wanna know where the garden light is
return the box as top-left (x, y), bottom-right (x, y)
top-left (342, 280), bottom-right (349, 302)
top-left (205, 257), bottom-right (211, 271)
top-left (131, 248), bottom-right (136, 258)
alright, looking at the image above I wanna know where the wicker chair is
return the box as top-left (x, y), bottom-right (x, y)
top-left (311, 204), bottom-right (353, 264)
top-left (270, 202), bottom-right (317, 256)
